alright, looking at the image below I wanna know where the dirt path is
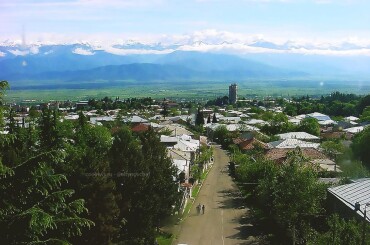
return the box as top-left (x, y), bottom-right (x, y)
top-left (173, 146), bottom-right (263, 245)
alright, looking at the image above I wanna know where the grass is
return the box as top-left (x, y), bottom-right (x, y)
top-left (156, 231), bottom-right (174, 245)
top-left (191, 185), bottom-right (200, 197)
top-left (5, 77), bottom-right (370, 102)
top-left (183, 201), bottom-right (193, 217)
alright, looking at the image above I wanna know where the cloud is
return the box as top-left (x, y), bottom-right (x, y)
top-left (8, 49), bottom-right (29, 56)
top-left (0, 51), bottom-right (5, 57)
top-left (72, 47), bottom-right (95, 55)
top-left (3, 29), bottom-right (370, 56)
top-left (44, 50), bottom-right (54, 55)
top-left (30, 46), bottom-right (39, 54)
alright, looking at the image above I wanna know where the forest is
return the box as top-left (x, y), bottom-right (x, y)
top-left (0, 81), bottom-right (180, 245)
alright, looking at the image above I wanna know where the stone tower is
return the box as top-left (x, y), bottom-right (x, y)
top-left (229, 83), bottom-right (237, 104)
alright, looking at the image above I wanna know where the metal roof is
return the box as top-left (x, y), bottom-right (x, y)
top-left (277, 132), bottom-right (320, 140)
top-left (328, 179), bottom-right (370, 222)
top-left (269, 139), bottom-right (320, 149)
top-left (307, 112), bottom-right (331, 121)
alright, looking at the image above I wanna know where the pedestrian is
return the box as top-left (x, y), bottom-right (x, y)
top-left (202, 204), bottom-right (205, 214)
top-left (197, 203), bottom-right (201, 215)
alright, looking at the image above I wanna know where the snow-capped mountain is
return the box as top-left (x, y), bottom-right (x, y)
top-left (2, 31), bottom-right (370, 85)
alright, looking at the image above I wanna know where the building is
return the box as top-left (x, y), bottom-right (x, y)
top-left (229, 83), bottom-right (237, 104)
top-left (328, 179), bottom-right (370, 223)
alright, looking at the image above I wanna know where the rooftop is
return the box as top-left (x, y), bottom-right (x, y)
top-left (328, 179), bottom-right (370, 222)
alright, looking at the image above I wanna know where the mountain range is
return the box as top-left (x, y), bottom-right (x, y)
top-left (1, 40), bottom-right (370, 90)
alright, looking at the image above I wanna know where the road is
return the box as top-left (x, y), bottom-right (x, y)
top-left (173, 146), bottom-right (263, 245)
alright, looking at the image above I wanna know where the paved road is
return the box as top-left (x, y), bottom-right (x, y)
top-left (173, 146), bottom-right (261, 245)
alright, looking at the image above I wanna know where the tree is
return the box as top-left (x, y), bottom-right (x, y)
top-left (321, 140), bottom-right (344, 160)
top-left (352, 126), bottom-right (370, 168)
top-left (284, 103), bottom-right (298, 116)
top-left (0, 151), bottom-right (94, 244)
top-left (357, 94), bottom-right (370, 115)
top-left (271, 149), bottom-right (326, 244)
top-left (0, 81), bottom-right (9, 128)
top-left (61, 125), bottom-right (121, 245)
top-left (213, 125), bottom-right (234, 148)
top-left (110, 127), bottom-right (180, 244)
top-left (308, 215), bottom-right (365, 245)
top-left (360, 106), bottom-right (370, 122)
top-left (139, 130), bottom-right (180, 235)
top-left (77, 110), bottom-right (88, 129)
top-left (190, 164), bottom-right (201, 183)
top-left (39, 109), bottom-right (59, 149)
top-left (195, 108), bottom-right (204, 126)
top-left (298, 117), bottom-right (320, 136)
top-left (261, 113), bottom-right (294, 135)
top-left (160, 100), bottom-right (169, 119)
top-left (212, 113), bottom-right (217, 123)
top-left (7, 109), bottom-right (17, 134)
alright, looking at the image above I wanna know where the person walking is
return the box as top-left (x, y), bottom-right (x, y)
top-left (197, 203), bottom-right (201, 215)
top-left (202, 204), bottom-right (205, 214)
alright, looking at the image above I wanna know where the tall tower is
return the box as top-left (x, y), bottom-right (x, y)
top-left (229, 83), bottom-right (237, 104)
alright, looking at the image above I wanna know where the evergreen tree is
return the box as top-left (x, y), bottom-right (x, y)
top-left (78, 110), bottom-right (88, 129)
top-left (110, 127), bottom-right (180, 244)
top-left (62, 125), bottom-right (121, 245)
top-left (212, 113), bottom-right (217, 123)
top-left (39, 109), bottom-right (59, 149)
top-left (7, 109), bottom-right (17, 134)
top-left (0, 151), bottom-right (94, 244)
top-left (110, 126), bottom-right (147, 243)
top-left (195, 108), bottom-right (204, 126)
top-left (139, 130), bottom-right (180, 237)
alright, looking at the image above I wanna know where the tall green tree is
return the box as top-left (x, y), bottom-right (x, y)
top-left (39, 108), bottom-right (59, 149)
top-left (272, 149), bottom-right (326, 244)
top-left (110, 127), bottom-right (147, 243)
top-left (61, 124), bottom-right (121, 245)
top-left (212, 113), bottom-right (217, 123)
top-left (110, 127), bottom-right (179, 244)
top-left (352, 126), bottom-right (370, 168)
top-left (195, 108), bottom-right (204, 126)
top-left (298, 117), bottom-right (320, 136)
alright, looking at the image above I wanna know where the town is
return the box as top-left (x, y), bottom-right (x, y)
top-left (1, 80), bottom-right (370, 244)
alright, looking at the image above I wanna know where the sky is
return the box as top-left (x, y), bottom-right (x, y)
top-left (1, 0), bottom-right (370, 41)
top-left (1, 0), bottom-right (370, 57)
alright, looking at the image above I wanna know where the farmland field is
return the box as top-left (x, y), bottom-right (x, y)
top-left (5, 77), bottom-right (370, 102)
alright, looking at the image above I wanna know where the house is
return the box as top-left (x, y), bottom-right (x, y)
top-left (344, 116), bottom-right (360, 122)
top-left (235, 137), bottom-right (268, 151)
top-left (168, 149), bottom-right (192, 182)
top-left (265, 147), bottom-right (328, 164)
top-left (311, 158), bottom-right (341, 172)
top-left (160, 135), bottom-right (179, 147)
top-left (90, 116), bottom-right (114, 125)
top-left (268, 139), bottom-right (320, 149)
top-left (276, 132), bottom-right (320, 142)
top-left (123, 115), bottom-right (148, 124)
top-left (131, 123), bottom-right (150, 133)
top-left (218, 117), bottom-right (242, 124)
top-left (307, 112), bottom-right (331, 121)
top-left (321, 131), bottom-right (352, 140)
top-left (245, 119), bottom-right (268, 126)
top-left (328, 179), bottom-right (370, 223)
top-left (160, 124), bottom-right (194, 137)
top-left (344, 126), bottom-right (366, 135)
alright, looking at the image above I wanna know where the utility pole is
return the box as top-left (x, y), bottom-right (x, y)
top-left (362, 203), bottom-right (370, 245)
